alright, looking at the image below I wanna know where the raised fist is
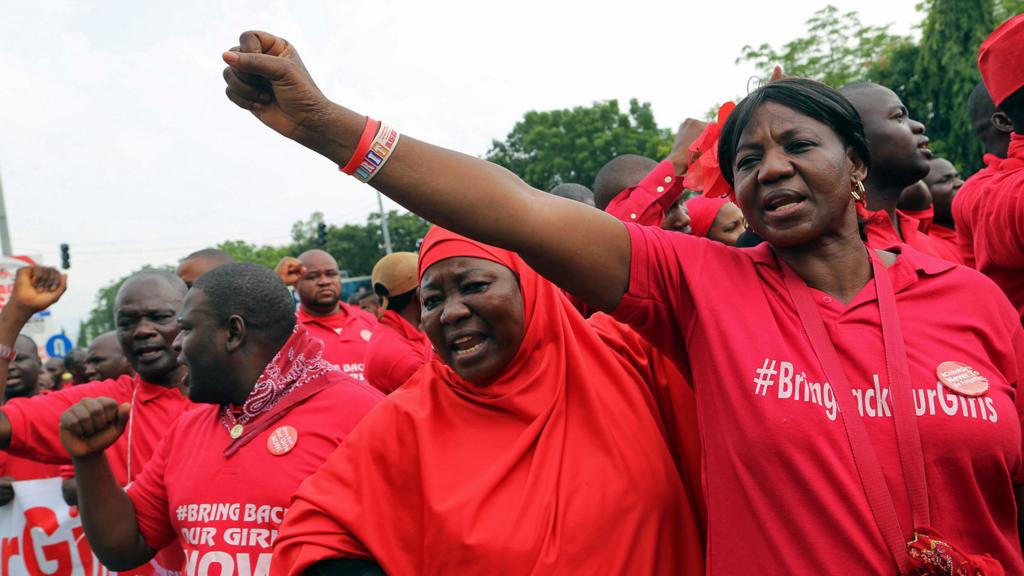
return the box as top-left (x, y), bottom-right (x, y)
top-left (275, 256), bottom-right (305, 287)
top-left (665, 118), bottom-right (709, 173)
top-left (59, 397), bottom-right (130, 459)
top-left (8, 266), bottom-right (67, 316)
top-left (222, 31), bottom-right (338, 153)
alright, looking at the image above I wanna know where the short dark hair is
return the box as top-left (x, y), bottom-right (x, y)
top-left (181, 248), bottom-right (235, 264)
top-left (548, 183), bottom-right (595, 206)
top-left (718, 78), bottom-right (871, 186)
top-left (192, 263), bottom-right (296, 348)
top-left (998, 86), bottom-right (1024, 132)
top-left (592, 154), bottom-right (658, 210)
top-left (385, 289), bottom-right (416, 314)
top-left (967, 82), bottom-right (997, 134)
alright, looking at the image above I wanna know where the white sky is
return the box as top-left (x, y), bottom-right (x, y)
top-left (0, 0), bottom-right (923, 341)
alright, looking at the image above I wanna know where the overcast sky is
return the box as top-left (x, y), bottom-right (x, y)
top-left (0, 0), bottom-right (923, 341)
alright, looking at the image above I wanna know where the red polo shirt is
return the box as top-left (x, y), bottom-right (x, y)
top-left (929, 223), bottom-right (958, 256)
top-left (126, 375), bottom-right (381, 576)
top-left (952, 136), bottom-right (1024, 321)
top-left (363, 310), bottom-right (433, 394)
top-left (297, 305), bottom-right (376, 381)
top-left (613, 224), bottom-right (1024, 574)
top-left (2, 374), bottom-right (191, 486)
top-left (604, 160), bottom-right (685, 226)
top-left (0, 452), bottom-right (60, 480)
top-left (857, 204), bottom-right (962, 264)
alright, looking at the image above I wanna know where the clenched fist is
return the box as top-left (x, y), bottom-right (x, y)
top-left (7, 266), bottom-right (67, 317)
top-left (274, 256), bottom-right (305, 287)
top-left (59, 398), bottom-right (130, 459)
top-left (222, 31), bottom-right (347, 158)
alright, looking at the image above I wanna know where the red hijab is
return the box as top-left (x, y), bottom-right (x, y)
top-left (685, 196), bottom-right (729, 238)
top-left (272, 228), bottom-right (694, 575)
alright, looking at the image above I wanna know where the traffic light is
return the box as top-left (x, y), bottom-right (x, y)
top-left (60, 243), bottom-right (70, 270)
top-left (316, 222), bottom-right (327, 247)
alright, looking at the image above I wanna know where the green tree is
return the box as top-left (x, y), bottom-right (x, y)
top-left (288, 210), bottom-right (431, 277)
top-left (76, 265), bottom-right (172, 346)
top-left (909, 0), bottom-right (995, 175)
top-left (737, 5), bottom-right (907, 87)
top-left (485, 99), bottom-right (672, 191)
top-left (216, 240), bottom-right (291, 269)
top-left (994, 0), bottom-right (1024, 23)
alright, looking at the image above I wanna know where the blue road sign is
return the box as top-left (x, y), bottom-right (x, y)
top-left (45, 334), bottom-right (74, 358)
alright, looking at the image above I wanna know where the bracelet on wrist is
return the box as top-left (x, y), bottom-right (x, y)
top-left (338, 118), bottom-right (401, 183)
top-left (0, 343), bottom-right (17, 363)
top-left (339, 117), bottom-right (381, 175)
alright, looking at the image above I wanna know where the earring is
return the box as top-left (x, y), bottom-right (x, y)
top-left (851, 179), bottom-right (865, 202)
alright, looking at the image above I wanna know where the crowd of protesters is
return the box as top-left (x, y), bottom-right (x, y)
top-left (0, 13), bottom-right (1021, 576)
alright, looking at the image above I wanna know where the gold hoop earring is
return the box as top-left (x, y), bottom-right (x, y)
top-left (851, 179), bottom-right (866, 202)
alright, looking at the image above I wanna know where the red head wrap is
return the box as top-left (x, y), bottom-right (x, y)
top-left (685, 195), bottom-right (729, 238)
top-left (978, 14), bottom-right (1024, 107)
top-left (683, 101), bottom-right (737, 201)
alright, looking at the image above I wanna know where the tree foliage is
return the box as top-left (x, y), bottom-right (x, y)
top-left (485, 99), bottom-right (672, 191)
top-left (740, 2), bottom-right (1019, 175)
top-left (906, 0), bottom-right (996, 175)
top-left (737, 5), bottom-right (908, 88)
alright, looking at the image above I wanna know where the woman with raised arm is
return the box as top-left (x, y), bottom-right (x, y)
top-left (224, 32), bottom-right (1023, 574)
top-left (272, 227), bottom-right (700, 575)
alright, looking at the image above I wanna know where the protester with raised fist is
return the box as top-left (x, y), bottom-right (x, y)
top-left (274, 228), bottom-right (697, 575)
top-left (223, 31), bottom-right (1023, 573)
top-left (0, 268), bottom-right (190, 572)
top-left (62, 263), bottom-right (380, 575)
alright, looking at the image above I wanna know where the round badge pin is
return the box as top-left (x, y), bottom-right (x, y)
top-left (267, 425), bottom-right (299, 456)
top-left (360, 329), bottom-right (372, 342)
top-left (229, 424), bottom-right (244, 439)
top-left (936, 361), bottom-right (989, 397)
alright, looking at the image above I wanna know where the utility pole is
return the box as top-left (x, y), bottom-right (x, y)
top-left (376, 190), bottom-right (393, 254)
top-left (0, 166), bottom-right (11, 256)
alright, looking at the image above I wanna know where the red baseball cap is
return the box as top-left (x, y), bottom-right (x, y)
top-left (978, 13), bottom-right (1024, 107)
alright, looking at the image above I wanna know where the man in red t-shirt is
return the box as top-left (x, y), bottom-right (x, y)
top-left (276, 250), bottom-right (376, 381)
top-left (84, 331), bottom-right (133, 381)
top-left (364, 252), bottom-right (432, 394)
top-left (0, 334), bottom-right (62, 500)
top-left (0, 267), bottom-right (192, 573)
top-left (61, 263), bottom-right (381, 576)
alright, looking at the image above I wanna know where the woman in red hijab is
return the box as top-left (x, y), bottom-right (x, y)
top-left (272, 227), bottom-right (701, 575)
top-left (684, 196), bottom-right (746, 245)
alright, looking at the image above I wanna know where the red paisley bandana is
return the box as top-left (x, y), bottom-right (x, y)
top-left (220, 326), bottom-right (340, 454)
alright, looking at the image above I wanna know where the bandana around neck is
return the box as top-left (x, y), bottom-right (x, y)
top-left (220, 326), bottom-right (339, 440)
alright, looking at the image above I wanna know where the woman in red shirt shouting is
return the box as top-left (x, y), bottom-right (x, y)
top-left (224, 31), bottom-right (1023, 574)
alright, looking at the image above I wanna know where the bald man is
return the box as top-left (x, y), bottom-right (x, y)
top-left (176, 248), bottom-right (235, 288)
top-left (85, 331), bottom-right (132, 381)
top-left (0, 268), bottom-right (192, 573)
top-left (276, 250), bottom-right (376, 381)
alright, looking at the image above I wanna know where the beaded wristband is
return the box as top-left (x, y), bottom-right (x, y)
top-left (340, 117), bottom-right (381, 175)
top-left (352, 123), bottom-right (401, 183)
